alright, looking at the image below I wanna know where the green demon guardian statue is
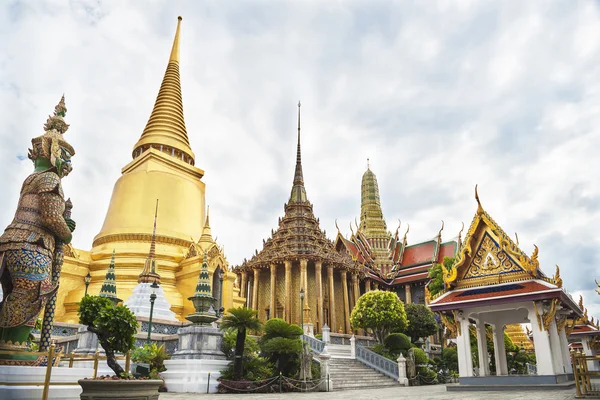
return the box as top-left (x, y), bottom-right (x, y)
top-left (0, 96), bottom-right (76, 357)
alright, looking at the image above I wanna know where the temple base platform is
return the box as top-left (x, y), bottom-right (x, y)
top-left (162, 358), bottom-right (229, 393)
top-left (0, 365), bottom-right (93, 399)
top-left (447, 374), bottom-right (575, 391)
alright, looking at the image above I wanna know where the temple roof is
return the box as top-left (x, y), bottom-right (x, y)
top-left (132, 17), bottom-right (196, 164)
top-left (235, 104), bottom-right (358, 272)
top-left (429, 187), bottom-right (581, 316)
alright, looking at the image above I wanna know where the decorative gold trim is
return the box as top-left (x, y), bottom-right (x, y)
top-left (451, 310), bottom-right (462, 336)
top-left (542, 298), bottom-right (559, 331)
top-left (533, 301), bottom-right (543, 331)
top-left (92, 233), bottom-right (192, 248)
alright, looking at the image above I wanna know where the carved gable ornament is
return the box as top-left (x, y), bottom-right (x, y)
top-left (442, 186), bottom-right (539, 290)
top-left (462, 232), bottom-right (524, 280)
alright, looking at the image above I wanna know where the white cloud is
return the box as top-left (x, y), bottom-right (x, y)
top-left (1, 0), bottom-right (599, 314)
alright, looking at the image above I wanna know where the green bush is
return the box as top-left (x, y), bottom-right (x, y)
top-left (221, 329), bottom-right (259, 360)
top-left (131, 343), bottom-right (170, 376)
top-left (220, 356), bottom-right (274, 381)
top-left (260, 319), bottom-right (303, 377)
top-left (384, 333), bottom-right (411, 355)
top-left (78, 295), bottom-right (138, 377)
top-left (371, 343), bottom-right (395, 361)
top-left (413, 348), bottom-right (429, 365)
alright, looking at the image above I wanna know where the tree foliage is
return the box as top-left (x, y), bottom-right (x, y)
top-left (384, 333), bottom-right (412, 356)
top-left (220, 307), bottom-right (262, 379)
top-left (350, 290), bottom-right (408, 344)
top-left (78, 295), bottom-right (138, 377)
top-left (221, 329), bottom-right (259, 360)
top-left (260, 318), bottom-right (303, 376)
top-left (403, 303), bottom-right (438, 343)
top-left (428, 256), bottom-right (455, 297)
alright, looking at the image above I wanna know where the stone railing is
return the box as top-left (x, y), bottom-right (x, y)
top-left (356, 344), bottom-right (399, 381)
top-left (329, 332), bottom-right (376, 347)
top-left (302, 334), bottom-right (325, 354)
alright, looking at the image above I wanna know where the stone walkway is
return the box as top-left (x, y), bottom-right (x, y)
top-left (160, 385), bottom-right (577, 399)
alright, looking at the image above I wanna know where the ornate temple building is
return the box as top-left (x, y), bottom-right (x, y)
top-left (334, 165), bottom-right (459, 304)
top-left (234, 104), bottom-right (362, 334)
top-left (52, 17), bottom-right (244, 323)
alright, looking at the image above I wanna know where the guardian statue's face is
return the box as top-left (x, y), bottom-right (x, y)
top-left (54, 146), bottom-right (73, 178)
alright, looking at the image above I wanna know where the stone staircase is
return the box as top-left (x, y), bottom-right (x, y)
top-left (322, 343), bottom-right (399, 391)
top-left (329, 357), bottom-right (400, 391)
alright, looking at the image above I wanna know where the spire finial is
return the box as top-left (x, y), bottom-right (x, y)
top-left (99, 249), bottom-right (121, 304)
top-left (475, 184), bottom-right (484, 215)
top-left (289, 101), bottom-right (307, 203)
top-left (367, 158), bottom-right (370, 169)
top-left (205, 205), bottom-right (210, 228)
top-left (170, 16), bottom-right (182, 63)
top-left (133, 16), bottom-right (195, 163)
top-left (138, 199), bottom-right (161, 284)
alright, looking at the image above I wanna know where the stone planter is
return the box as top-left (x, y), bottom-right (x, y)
top-left (78, 378), bottom-right (163, 400)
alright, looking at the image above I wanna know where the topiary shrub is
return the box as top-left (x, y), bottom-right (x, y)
top-left (413, 348), bottom-right (429, 365)
top-left (78, 295), bottom-right (138, 377)
top-left (384, 333), bottom-right (411, 356)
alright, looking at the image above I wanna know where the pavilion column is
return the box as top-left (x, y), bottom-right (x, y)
top-left (548, 318), bottom-right (565, 374)
top-left (581, 337), bottom-right (600, 372)
top-left (365, 279), bottom-right (371, 292)
top-left (316, 261), bottom-right (324, 332)
top-left (252, 269), bottom-right (260, 310)
top-left (240, 271), bottom-right (248, 306)
top-left (351, 273), bottom-right (360, 310)
top-left (455, 311), bottom-right (473, 377)
top-left (285, 260), bottom-right (292, 323)
top-left (327, 266), bottom-right (336, 333)
top-left (491, 324), bottom-right (508, 376)
top-left (527, 302), bottom-right (556, 375)
top-left (270, 264), bottom-right (276, 320)
top-left (405, 284), bottom-right (412, 304)
top-left (341, 270), bottom-right (351, 334)
top-left (475, 319), bottom-right (490, 376)
top-left (557, 321), bottom-right (573, 373)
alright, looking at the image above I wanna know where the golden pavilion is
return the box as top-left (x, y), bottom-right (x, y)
top-left (53, 17), bottom-right (244, 323)
top-left (234, 103), bottom-right (362, 334)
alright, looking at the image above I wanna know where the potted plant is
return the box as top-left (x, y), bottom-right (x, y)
top-left (77, 295), bottom-right (162, 400)
top-left (131, 343), bottom-right (170, 391)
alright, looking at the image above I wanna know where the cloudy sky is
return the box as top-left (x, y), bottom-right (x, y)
top-left (1, 0), bottom-right (599, 315)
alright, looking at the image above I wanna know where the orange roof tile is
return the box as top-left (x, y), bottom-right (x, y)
top-left (402, 242), bottom-right (435, 267)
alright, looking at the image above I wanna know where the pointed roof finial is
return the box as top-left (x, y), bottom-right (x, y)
top-left (289, 101), bottom-right (307, 203)
top-left (515, 232), bottom-right (520, 246)
top-left (133, 16), bottom-right (195, 163)
top-left (139, 199), bottom-right (161, 284)
top-left (170, 16), bottom-right (183, 63)
top-left (99, 250), bottom-right (122, 304)
top-left (438, 220), bottom-right (445, 238)
top-left (475, 184), bottom-right (484, 215)
top-left (367, 158), bottom-right (370, 169)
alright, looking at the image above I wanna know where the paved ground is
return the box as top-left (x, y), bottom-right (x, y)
top-left (160, 385), bottom-right (578, 399)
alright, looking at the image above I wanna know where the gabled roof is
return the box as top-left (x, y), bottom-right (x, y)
top-left (429, 187), bottom-right (580, 316)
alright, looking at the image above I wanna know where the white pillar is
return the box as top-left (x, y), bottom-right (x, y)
top-left (476, 319), bottom-right (490, 376)
top-left (528, 304), bottom-right (556, 375)
top-left (322, 324), bottom-right (331, 343)
top-left (318, 346), bottom-right (333, 391)
top-left (456, 313), bottom-right (474, 377)
top-left (350, 334), bottom-right (356, 359)
top-left (557, 326), bottom-right (573, 374)
top-left (491, 324), bottom-right (508, 376)
top-left (548, 318), bottom-right (565, 374)
top-left (397, 353), bottom-right (409, 386)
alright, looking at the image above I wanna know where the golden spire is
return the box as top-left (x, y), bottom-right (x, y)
top-left (132, 16), bottom-right (195, 164)
top-left (359, 162), bottom-right (390, 248)
top-left (139, 199), bottom-right (161, 284)
top-left (289, 101), bottom-right (307, 203)
top-left (199, 206), bottom-right (213, 244)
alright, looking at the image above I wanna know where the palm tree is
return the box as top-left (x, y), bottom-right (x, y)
top-left (220, 307), bottom-right (262, 379)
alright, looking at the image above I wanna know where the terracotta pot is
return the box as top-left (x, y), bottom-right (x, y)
top-left (78, 378), bottom-right (163, 400)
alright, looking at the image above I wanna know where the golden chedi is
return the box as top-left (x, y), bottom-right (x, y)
top-left (505, 324), bottom-right (534, 352)
top-left (54, 17), bottom-right (244, 323)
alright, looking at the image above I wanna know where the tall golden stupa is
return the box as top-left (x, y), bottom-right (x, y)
top-left (53, 17), bottom-right (244, 323)
top-left (505, 324), bottom-right (534, 352)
